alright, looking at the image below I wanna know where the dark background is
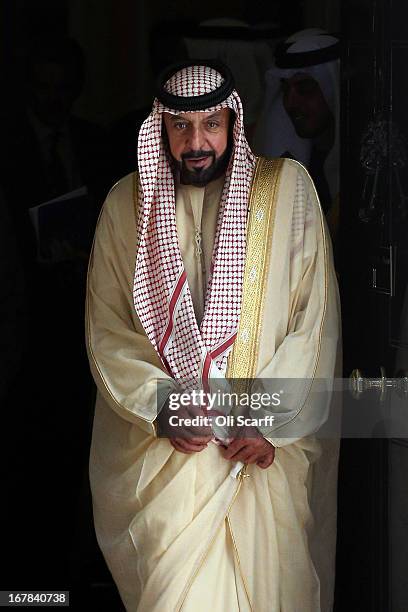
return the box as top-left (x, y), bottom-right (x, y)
top-left (1, 1), bottom-right (407, 611)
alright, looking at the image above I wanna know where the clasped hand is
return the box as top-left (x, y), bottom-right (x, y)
top-left (157, 398), bottom-right (275, 469)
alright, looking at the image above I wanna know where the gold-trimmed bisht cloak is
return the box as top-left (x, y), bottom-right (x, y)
top-left (86, 157), bottom-right (341, 611)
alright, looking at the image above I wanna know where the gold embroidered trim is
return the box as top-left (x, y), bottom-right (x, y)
top-left (266, 158), bottom-right (329, 434)
top-left (226, 157), bottom-right (283, 384)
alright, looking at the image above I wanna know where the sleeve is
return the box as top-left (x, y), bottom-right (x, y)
top-left (254, 166), bottom-right (341, 447)
top-left (85, 183), bottom-right (176, 436)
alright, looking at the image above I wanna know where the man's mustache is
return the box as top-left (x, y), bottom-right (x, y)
top-left (181, 150), bottom-right (215, 161)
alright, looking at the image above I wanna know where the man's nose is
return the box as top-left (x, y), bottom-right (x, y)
top-left (189, 126), bottom-right (205, 150)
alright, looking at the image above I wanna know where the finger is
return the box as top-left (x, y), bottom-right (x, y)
top-left (170, 440), bottom-right (196, 454)
top-left (227, 438), bottom-right (266, 458)
top-left (175, 440), bottom-right (208, 451)
top-left (229, 440), bottom-right (275, 465)
top-left (228, 448), bottom-right (260, 463)
top-left (173, 438), bottom-right (209, 452)
top-left (223, 437), bottom-right (264, 457)
top-left (171, 440), bottom-right (206, 454)
top-left (177, 429), bottom-right (213, 440)
top-left (188, 435), bottom-right (213, 444)
top-left (256, 453), bottom-right (275, 469)
top-left (261, 444), bottom-right (276, 461)
top-left (243, 452), bottom-right (264, 465)
top-left (230, 445), bottom-right (258, 462)
top-left (221, 439), bottom-right (247, 459)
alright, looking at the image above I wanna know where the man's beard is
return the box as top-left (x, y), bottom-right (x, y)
top-left (172, 143), bottom-right (232, 187)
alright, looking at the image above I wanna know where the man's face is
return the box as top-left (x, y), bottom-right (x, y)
top-left (281, 72), bottom-right (333, 139)
top-left (163, 108), bottom-right (231, 186)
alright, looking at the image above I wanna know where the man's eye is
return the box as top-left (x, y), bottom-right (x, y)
top-left (207, 121), bottom-right (219, 129)
top-left (174, 122), bottom-right (188, 130)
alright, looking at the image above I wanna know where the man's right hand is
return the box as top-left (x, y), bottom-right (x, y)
top-left (156, 396), bottom-right (213, 454)
top-left (169, 435), bottom-right (213, 454)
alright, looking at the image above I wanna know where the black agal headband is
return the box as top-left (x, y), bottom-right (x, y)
top-left (156, 60), bottom-right (235, 111)
top-left (274, 39), bottom-right (340, 69)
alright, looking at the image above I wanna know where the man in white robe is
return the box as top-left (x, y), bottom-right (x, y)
top-left (253, 30), bottom-right (340, 238)
top-left (86, 61), bottom-right (341, 611)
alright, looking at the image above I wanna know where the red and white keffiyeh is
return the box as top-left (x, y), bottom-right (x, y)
top-left (134, 65), bottom-right (256, 389)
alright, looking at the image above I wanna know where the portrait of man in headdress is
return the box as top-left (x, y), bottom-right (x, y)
top-left (86, 60), bottom-right (340, 611)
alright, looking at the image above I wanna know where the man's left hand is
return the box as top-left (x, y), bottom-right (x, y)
top-left (220, 434), bottom-right (275, 469)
